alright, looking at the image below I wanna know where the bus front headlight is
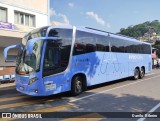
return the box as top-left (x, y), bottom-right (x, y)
top-left (28, 77), bottom-right (38, 85)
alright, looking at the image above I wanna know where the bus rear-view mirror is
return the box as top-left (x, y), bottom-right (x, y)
top-left (26, 39), bottom-right (40, 55)
top-left (26, 37), bottom-right (57, 55)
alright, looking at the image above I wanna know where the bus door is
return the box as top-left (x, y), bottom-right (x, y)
top-left (42, 39), bottom-right (71, 94)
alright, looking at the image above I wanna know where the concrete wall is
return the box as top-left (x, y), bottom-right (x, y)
top-left (0, 0), bottom-right (48, 14)
top-left (0, 29), bottom-right (25, 38)
top-left (0, 46), bottom-right (20, 76)
top-left (0, 67), bottom-right (15, 76)
top-left (0, 47), bottom-right (17, 67)
top-left (0, 47), bottom-right (17, 76)
top-left (0, 2), bottom-right (48, 30)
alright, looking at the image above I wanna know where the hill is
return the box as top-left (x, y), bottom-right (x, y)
top-left (118, 20), bottom-right (160, 40)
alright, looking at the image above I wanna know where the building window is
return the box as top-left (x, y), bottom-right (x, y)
top-left (14, 11), bottom-right (35, 27)
top-left (0, 7), bottom-right (7, 22)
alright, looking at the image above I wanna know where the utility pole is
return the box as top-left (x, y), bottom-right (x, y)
top-left (47, 0), bottom-right (50, 25)
top-left (148, 26), bottom-right (154, 42)
top-left (148, 26), bottom-right (151, 42)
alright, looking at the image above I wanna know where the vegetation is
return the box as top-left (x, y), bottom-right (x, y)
top-left (118, 20), bottom-right (160, 38)
top-left (153, 40), bottom-right (160, 58)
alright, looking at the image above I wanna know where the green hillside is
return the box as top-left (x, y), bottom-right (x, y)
top-left (118, 20), bottom-right (160, 38)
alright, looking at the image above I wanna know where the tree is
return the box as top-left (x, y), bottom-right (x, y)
top-left (118, 20), bottom-right (160, 38)
top-left (153, 40), bottom-right (160, 58)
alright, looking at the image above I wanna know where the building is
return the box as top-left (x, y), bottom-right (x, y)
top-left (0, 0), bottom-right (49, 75)
top-left (139, 32), bottom-right (160, 44)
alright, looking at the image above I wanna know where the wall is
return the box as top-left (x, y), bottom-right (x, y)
top-left (0, 2), bottom-right (48, 30)
top-left (0, 67), bottom-right (15, 76)
top-left (0, 47), bottom-right (17, 67)
top-left (0, 0), bottom-right (48, 14)
top-left (0, 47), bottom-right (16, 76)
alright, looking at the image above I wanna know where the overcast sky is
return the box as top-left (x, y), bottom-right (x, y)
top-left (50, 0), bottom-right (160, 33)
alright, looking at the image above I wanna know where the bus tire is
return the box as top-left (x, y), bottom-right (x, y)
top-left (133, 68), bottom-right (139, 80)
top-left (71, 76), bottom-right (83, 96)
top-left (139, 68), bottom-right (145, 79)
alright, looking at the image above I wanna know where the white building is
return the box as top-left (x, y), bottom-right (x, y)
top-left (0, 0), bottom-right (49, 75)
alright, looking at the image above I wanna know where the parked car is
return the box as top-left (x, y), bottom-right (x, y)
top-left (0, 76), bottom-right (4, 84)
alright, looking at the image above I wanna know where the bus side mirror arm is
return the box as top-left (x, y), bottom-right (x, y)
top-left (4, 44), bottom-right (23, 62)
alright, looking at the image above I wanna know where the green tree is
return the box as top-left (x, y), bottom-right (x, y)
top-left (118, 20), bottom-right (160, 38)
top-left (153, 40), bottom-right (160, 58)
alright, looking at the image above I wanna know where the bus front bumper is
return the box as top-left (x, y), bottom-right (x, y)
top-left (16, 80), bottom-right (48, 96)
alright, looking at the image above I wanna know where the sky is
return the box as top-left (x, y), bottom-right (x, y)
top-left (50, 0), bottom-right (160, 33)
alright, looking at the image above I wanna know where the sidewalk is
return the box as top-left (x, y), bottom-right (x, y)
top-left (0, 82), bottom-right (15, 88)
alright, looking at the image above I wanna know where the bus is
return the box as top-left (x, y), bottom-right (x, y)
top-left (4, 26), bottom-right (152, 96)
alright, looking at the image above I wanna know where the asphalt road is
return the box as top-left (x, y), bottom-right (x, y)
top-left (0, 69), bottom-right (160, 121)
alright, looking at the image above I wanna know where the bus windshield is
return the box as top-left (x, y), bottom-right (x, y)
top-left (16, 40), bottom-right (44, 74)
top-left (22, 26), bottom-right (48, 46)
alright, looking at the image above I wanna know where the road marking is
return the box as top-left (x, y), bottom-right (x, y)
top-left (137, 102), bottom-right (160, 121)
top-left (0, 95), bottom-right (29, 103)
top-left (0, 99), bottom-right (48, 110)
top-left (32, 103), bottom-right (76, 112)
top-left (70, 74), bottom-right (160, 103)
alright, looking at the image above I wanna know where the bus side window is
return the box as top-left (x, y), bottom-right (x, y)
top-left (85, 36), bottom-right (96, 53)
top-left (74, 31), bottom-right (97, 55)
top-left (96, 35), bottom-right (109, 52)
top-left (74, 31), bottom-right (86, 55)
top-left (74, 39), bottom-right (86, 55)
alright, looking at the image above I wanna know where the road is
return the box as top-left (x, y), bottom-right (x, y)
top-left (0, 69), bottom-right (160, 121)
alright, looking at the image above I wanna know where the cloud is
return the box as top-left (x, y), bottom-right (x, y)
top-left (68, 3), bottom-right (74, 8)
top-left (86, 11), bottom-right (105, 25)
top-left (58, 13), bottom-right (70, 24)
top-left (50, 8), bottom-right (56, 16)
top-left (50, 8), bottom-right (70, 24)
top-left (86, 11), bottom-right (110, 28)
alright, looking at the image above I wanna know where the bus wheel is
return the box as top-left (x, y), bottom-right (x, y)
top-left (71, 76), bottom-right (83, 96)
top-left (139, 68), bottom-right (145, 79)
top-left (133, 68), bottom-right (139, 80)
